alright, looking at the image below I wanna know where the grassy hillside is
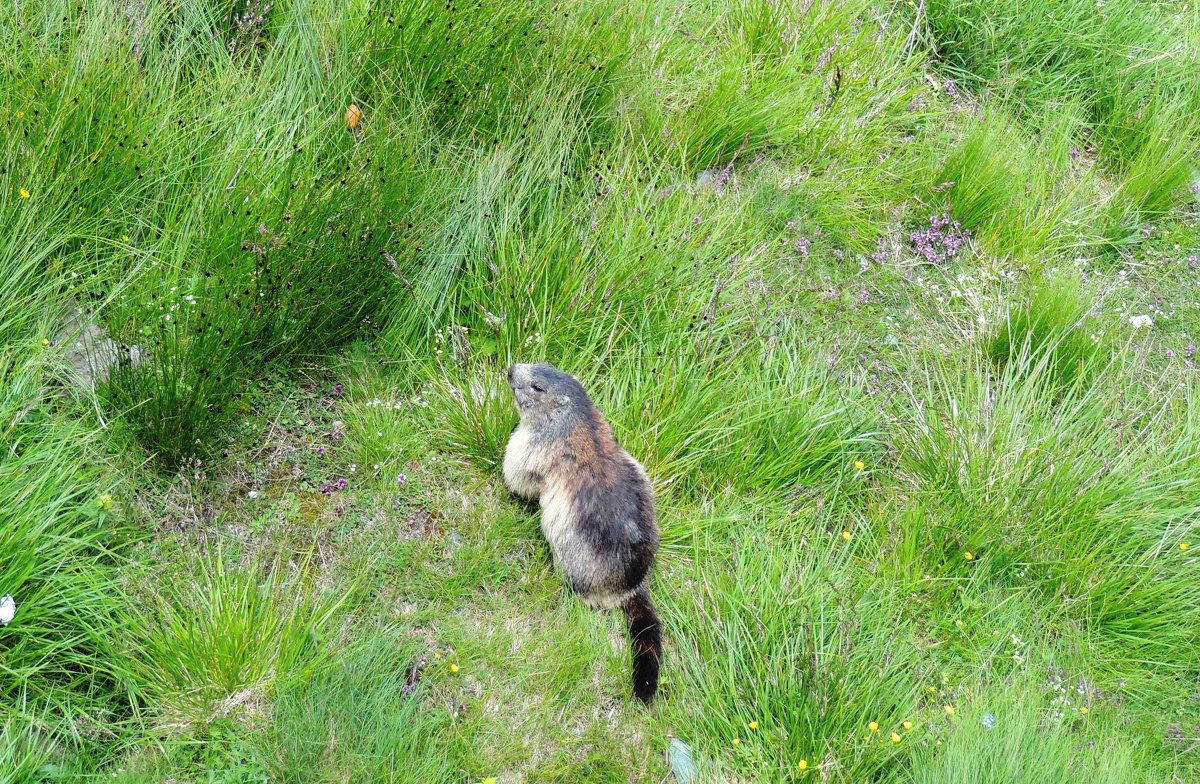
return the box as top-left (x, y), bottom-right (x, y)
top-left (2, 0), bottom-right (1198, 781)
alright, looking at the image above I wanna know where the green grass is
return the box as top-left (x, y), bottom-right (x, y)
top-left (986, 272), bottom-right (1112, 389)
top-left (260, 631), bottom-right (462, 783)
top-left (2, 0), bottom-right (1199, 781)
top-left (924, 0), bottom-right (1200, 241)
top-left (904, 683), bottom-right (1155, 784)
top-left (127, 549), bottom-right (342, 733)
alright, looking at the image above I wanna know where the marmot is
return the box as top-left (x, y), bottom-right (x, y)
top-left (503, 362), bottom-right (662, 703)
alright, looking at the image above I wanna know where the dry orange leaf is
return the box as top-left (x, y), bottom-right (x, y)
top-left (345, 103), bottom-right (362, 130)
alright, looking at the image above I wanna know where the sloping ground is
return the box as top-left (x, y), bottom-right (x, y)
top-left (1, 1), bottom-right (1198, 782)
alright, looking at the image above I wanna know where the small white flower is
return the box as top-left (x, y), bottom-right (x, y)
top-left (1130, 314), bottom-right (1153, 329)
top-left (248, 490), bottom-right (260, 500)
top-left (484, 309), bottom-right (506, 330)
top-left (0, 594), bottom-right (15, 625)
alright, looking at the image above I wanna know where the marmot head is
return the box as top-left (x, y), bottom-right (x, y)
top-left (506, 362), bottom-right (591, 426)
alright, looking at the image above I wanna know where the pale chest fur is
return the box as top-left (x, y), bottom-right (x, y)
top-left (502, 424), bottom-right (546, 501)
top-left (503, 426), bottom-right (584, 568)
top-left (538, 477), bottom-right (582, 568)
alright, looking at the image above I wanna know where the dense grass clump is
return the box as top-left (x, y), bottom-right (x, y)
top-left (127, 551), bottom-right (341, 732)
top-left (932, 108), bottom-right (1111, 258)
top-left (986, 273), bottom-right (1111, 389)
top-left (904, 687), bottom-right (1154, 784)
top-left (894, 355), bottom-right (1200, 666)
top-left (661, 503), bottom-right (926, 782)
top-left (261, 633), bottom-right (460, 783)
top-left (0, 357), bottom-right (133, 773)
top-left (924, 0), bottom-right (1200, 230)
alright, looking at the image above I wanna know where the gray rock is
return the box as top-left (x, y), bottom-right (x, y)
top-left (53, 305), bottom-right (142, 393)
top-left (667, 738), bottom-right (697, 783)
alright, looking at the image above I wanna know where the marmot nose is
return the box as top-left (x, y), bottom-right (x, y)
top-left (506, 366), bottom-right (514, 384)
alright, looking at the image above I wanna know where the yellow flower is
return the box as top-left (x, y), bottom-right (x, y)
top-left (40, 338), bottom-right (49, 347)
top-left (867, 721), bottom-right (879, 732)
top-left (944, 705), bottom-right (956, 716)
top-left (97, 493), bottom-right (113, 512)
top-left (1180, 542), bottom-right (1191, 551)
top-left (450, 663), bottom-right (459, 673)
top-left (482, 779), bottom-right (497, 784)
top-left (853, 460), bottom-right (865, 471)
top-left (732, 738), bottom-right (741, 746)
top-left (15, 111), bottom-right (23, 119)
top-left (19, 187), bottom-right (30, 199)
top-left (121, 234), bottom-right (130, 242)
top-left (798, 759), bottom-right (808, 771)
top-left (1080, 706), bottom-right (1089, 715)
top-left (964, 551), bottom-right (974, 561)
top-left (891, 732), bottom-right (902, 743)
top-left (902, 720), bottom-right (913, 730)
top-left (841, 530), bottom-right (852, 541)
top-left (434, 651), bottom-right (443, 659)
top-left (954, 619), bottom-right (964, 628)
top-left (747, 720), bottom-right (758, 730)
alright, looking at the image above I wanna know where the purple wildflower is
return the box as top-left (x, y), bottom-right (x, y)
top-left (944, 79), bottom-right (957, 97)
top-left (908, 212), bottom-right (970, 265)
top-left (331, 383), bottom-right (344, 397)
top-left (1188, 254), bottom-right (1197, 269)
top-left (320, 483), bottom-right (332, 495)
top-left (1185, 343), bottom-right (1196, 359)
top-left (396, 473), bottom-right (408, 484)
top-left (229, 0), bottom-right (272, 54)
top-left (868, 238), bottom-right (891, 266)
top-left (316, 445), bottom-right (326, 456)
top-left (335, 477), bottom-right (348, 491)
top-left (795, 236), bottom-right (811, 260)
top-left (1192, 183), bottom-right (1200, 195)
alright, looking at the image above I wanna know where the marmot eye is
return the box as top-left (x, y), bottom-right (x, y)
top-left (531, 383), bottom-right (546, 393)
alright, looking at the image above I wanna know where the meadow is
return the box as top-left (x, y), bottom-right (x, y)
top-left (2, 0), bottom-right (1199, 781)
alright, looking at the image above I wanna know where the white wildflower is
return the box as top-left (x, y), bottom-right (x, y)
top-left (0, 595), bottom-right (14, 625)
